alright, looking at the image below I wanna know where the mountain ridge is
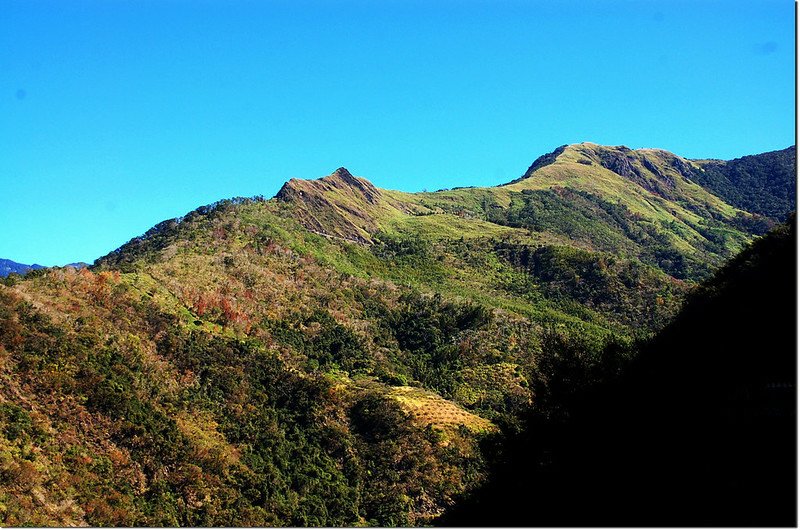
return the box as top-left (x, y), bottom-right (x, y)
top-left (0, 259), bottom-right (45, 278)
top-left (253, 142), bottom-right (781, 282)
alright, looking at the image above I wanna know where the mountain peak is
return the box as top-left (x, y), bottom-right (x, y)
top-left (0, 258), bottom-right (46, 277)
top-left (273, 168), bottom-right (394, 244)
top-left (332, 167), bottom-right (354, 179)
top-left (276, 168), bottom-right (381, 205)
top-left (324, 167), bottom-right (371, 192)
top-left (503, 142), bottom-right (700, 199)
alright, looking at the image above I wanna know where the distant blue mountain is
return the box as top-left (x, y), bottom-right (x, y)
top-left (0, 260), bottom-right (90, 277)
top-left (0, 259), bottom-right (46, 277)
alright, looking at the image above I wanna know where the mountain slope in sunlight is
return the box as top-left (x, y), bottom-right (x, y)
top-left (0, 143), bottom-right (793, 526)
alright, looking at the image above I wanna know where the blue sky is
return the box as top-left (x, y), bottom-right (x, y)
top-left (1, 0), bottom-right (794, 266)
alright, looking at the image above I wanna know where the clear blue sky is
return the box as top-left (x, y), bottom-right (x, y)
top-left (1, 0), bottom-right (794, 266)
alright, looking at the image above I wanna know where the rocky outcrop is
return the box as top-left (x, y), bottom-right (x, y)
top-left (504, 145), bottom-right (567, 185)
top-left (274, 168), bottom-right (405, 244)
top-left (276, 167), bottom-right (383, 206)
top-left (598, 148), bottom-right (639, 179)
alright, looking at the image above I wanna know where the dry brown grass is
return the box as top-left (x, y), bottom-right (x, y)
top-left (388, 386), bottom-right (496, 434)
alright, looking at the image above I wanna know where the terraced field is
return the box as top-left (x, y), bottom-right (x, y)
top-left (389, 386), bottom-right (497, 434)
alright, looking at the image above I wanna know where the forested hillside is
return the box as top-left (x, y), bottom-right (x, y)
top-left (0, 143), bottom-right (793, 526)
top-left (691, 146), bottom-right (796, 221)
top-left (440, 217), bottom-right (796, 526)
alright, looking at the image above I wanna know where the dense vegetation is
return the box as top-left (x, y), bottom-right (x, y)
top-left (690, 146), bottom-right (796, 221)
top-left (0, 143), bottom-right (794, 526)
top-left (485, 187), bottom-right (715, 279)
top-left (0, 283), bottom-right (491, 526)
top-left (439, 218), bottom-right (796, 526)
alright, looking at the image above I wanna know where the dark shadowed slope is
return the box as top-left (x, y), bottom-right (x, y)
top-left (691, 146), bottom-right (796, 221)
top-left (439, 217), bottom-right (796, 527)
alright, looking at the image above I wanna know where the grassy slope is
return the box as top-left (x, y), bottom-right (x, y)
top-left (413, 144), bottom-right (756, 275)
top-left (266, 144), bottom-right (761, 292)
